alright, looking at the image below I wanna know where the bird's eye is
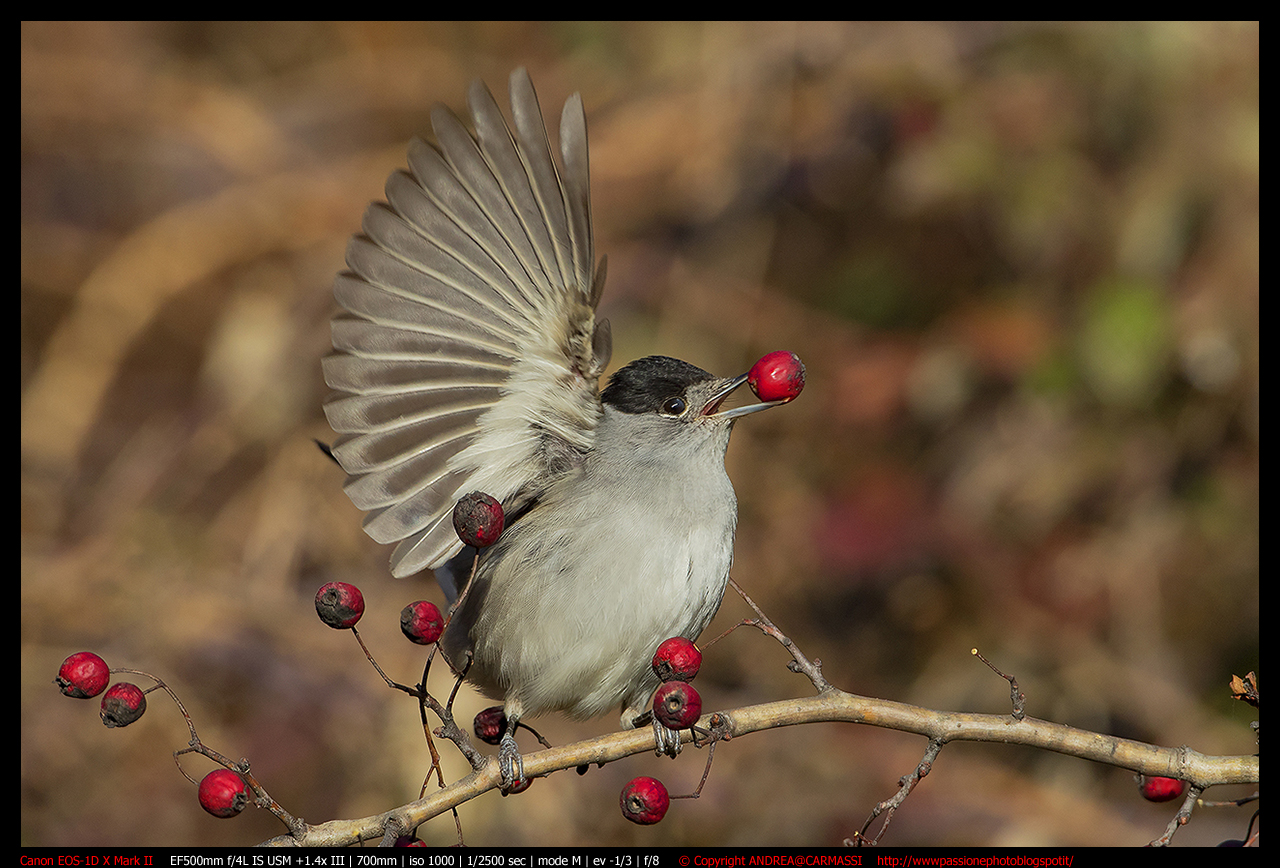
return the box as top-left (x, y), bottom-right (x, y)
top-left (660, 397), bottom-right (686, 416)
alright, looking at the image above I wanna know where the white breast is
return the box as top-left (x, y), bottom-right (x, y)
top-left (443, 410), bottom-right (739, 723)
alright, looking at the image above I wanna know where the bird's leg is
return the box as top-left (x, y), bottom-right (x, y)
top-left (498, 705), bottom-right (526, 790)
top-left (653, 718), bottom-right (683, 758)
top-left (498, 730), bottom-right (525, 789)
top-left (628, 708), bottom-right (683, 759)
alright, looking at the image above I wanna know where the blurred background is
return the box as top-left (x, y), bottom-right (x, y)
top-left (22, 22), bottom-right (1257, 847)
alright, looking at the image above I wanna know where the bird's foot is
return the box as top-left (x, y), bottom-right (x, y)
top-left (498, 731), bottom-right (526, 790)
top-left (652, 717), bottom-right (683, 758)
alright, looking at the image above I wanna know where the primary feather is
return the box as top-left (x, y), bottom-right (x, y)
top-left (323, 68), bottom-right (610, 579)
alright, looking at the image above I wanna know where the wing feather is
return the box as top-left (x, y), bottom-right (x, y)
top-left (324, 68), bottom-right (605, 578)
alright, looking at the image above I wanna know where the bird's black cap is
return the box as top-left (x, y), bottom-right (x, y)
top-left (601, 356), bottom-right (715, 414)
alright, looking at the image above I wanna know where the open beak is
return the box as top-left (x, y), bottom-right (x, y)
top-left (701, 373), bottom-right (785, 420)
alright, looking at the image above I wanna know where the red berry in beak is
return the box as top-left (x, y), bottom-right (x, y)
top-left (748, 351), bottom-right (805, 403)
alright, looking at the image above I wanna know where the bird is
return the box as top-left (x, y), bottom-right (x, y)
top-left (321, 68), bottom-right (798, 786)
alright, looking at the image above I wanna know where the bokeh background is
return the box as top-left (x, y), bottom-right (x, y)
top-left (22, 22), bottom-right (1257, 847)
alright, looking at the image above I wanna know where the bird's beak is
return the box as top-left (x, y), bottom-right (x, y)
top-left (701, 373), bottom-right (785, 420)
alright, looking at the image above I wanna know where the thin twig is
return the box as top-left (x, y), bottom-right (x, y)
top-left (850, 738), bottom-right (944, 846)
top-left (714, 577), bottom-right (829, 692)
top-left (971, 648), bottom-right (1026, 720)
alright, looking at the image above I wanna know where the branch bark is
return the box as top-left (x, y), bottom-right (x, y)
top-left (259, 687), bottom-right (1258, 847)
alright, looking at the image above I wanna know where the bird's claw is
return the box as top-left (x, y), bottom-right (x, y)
top-left (498, 731), bottom-right (526, 790)
top-left (652, 718), bottom-right (683, 758)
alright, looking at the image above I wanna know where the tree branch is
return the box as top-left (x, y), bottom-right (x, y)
top-left (258, 688), bottom-right (1258, 846)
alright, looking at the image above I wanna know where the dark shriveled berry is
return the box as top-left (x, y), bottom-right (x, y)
top-left (474, 706), bottom-right (508, 746)
top-left (453, 492), bottom-right (505, 548)
top-left (315, 581), bottom-right (364, 629)
top-left (100, 682), bottom-right (147, 728)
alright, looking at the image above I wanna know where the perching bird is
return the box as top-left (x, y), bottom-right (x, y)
top-left (322, 68), bottom-right (799, 785)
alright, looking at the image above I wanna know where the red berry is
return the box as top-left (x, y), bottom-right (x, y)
top-left (1139, 775), bottom-right (1186, 803)
top-left (394, 836), bottom-right (428, 846)
top-left (474, 706), bottom-right (508, 746)
top-left (99, 682), bottom-right (147, 728)
top-left (620, 776), bottom-right (670, 825)
top-left (453, 492), bottom-right (505, 548)
top-left (198, 769), bottom-right (249, 818)
top-left (652, 681), bottom-right (702, 730)
top-left (56, 651), bottom-right (110, 699)
top-left (400, 600), bottom-right (444, 645)
top-left (315, 581), bottom-right (364, 629)
top-left (652, 637), bottom-right (702, 682)
top-left (747, 350), bottom-right (805, 403)
top-left (502, 776), bottom-right (533, 795)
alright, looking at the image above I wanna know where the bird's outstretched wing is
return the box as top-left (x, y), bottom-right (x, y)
top-left (323, 68), bottom-right (611, 578)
